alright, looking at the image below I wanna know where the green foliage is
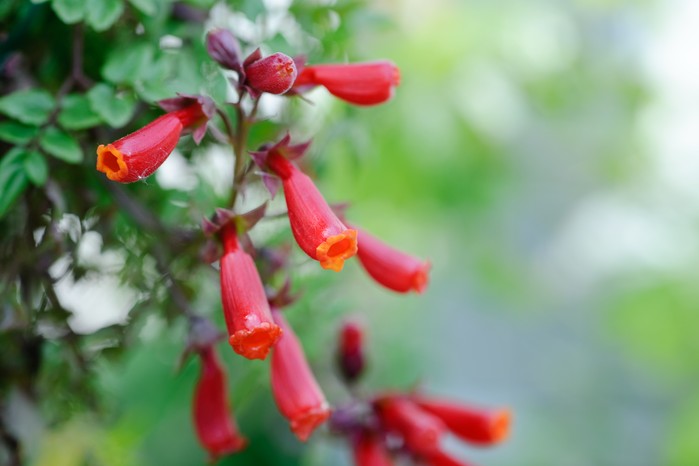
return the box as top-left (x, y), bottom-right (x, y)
top-left (0, 89), bottom-right (55, 126)
top-left (0, 121), bottom-right (40, 144)
top-left (39, 127), bottom-right (83, 163)
top-left (102, 43), bottom-right (155, 84)
top-left (127, 0), bottom-right (157, 16)
top-left (58, 94), bottom-right (104, 130)
top-left (87, 83), bottom-right (136, 128)
top-left (23, 150), bottom-right (49, 186)
top-left (85, 0), bottom-right (124, 32)
top-left (51, 0), bottom-right (86, 24)
top-left (0, 148), bottom-right (30, 219)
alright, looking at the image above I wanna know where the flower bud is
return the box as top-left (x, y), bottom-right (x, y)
top-left (206, 29), bottom-right (243, 73)
top-left (244, 51), bottom-right (297, 95)
top-left (337, 320), bottom-right (365, 384)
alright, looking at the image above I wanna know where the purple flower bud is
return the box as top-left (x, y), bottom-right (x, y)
top-left (206, 29), bottom-right (243, 73)
top-left (244, 52), bottom-right (297, 95)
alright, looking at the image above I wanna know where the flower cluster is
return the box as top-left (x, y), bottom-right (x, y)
top-left (94, 24), bottom-right (509, 465)
top-left (332, 321), bottom-right (512, 466)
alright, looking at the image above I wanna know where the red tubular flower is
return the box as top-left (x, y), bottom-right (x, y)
top-left (292, 61), bottom-right (400, 106)
top-left (337, 320), bottom-right (365, 384)
top-left (354, 227), bottom-right (430, 293)
top-left (374, 395), bottom-right (446, 456)
top-left (353, 431), bottom-right (394, 466)
top-left (96, 96), bottom-right (212, 183)
top-left (193, 346), bottom-right (247, 461)
top-left (219, 224), bottom-right (281, 360)
top-left (252, 136), bottom-right (358, 272)
top-left (412, 396), bottom-right (511, 446)
top-left (270, 309), bottom-right (331, 442)
top-left (244, 50), bottom-right (298, 95)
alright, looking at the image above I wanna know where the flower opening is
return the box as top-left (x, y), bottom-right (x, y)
top-left (316, 230), bottom-right (358, 272)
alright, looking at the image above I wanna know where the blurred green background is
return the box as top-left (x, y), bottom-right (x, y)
top-left (4, 0), bottom-right (699, 465)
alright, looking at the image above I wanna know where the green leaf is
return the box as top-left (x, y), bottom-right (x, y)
top-left (0, 146), bottom-right (26, 170)
top-left (87, 84), bottom-right (136, 128)
top-left (23, 150), bottom-right (49, 186)
top-left (57, 94), bottom-right (104, 130)
top-left (86, 0), bottom-right (124, 31)
top-left (127, 0), bottom-right (156, 15)
top-left (102, 43), bottom-right (154, 84)
top-left (0, 89), bottom-right (55, 126)
top-left (0, 148), bottom-right (30, 219)
top-left (51, 0), bottom-right (86, 23)
top-left (0, 121), bottom-right (40, 145)
top-left (39, 127), bottom-right (83, 164)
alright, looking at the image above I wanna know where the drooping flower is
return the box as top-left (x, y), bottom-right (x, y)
top-left (96, 95), bottom-right (213, 183)
top-left (243, 49), bottom-right (297, 95)
top-left (353, 227), bottom-right (430, 293)
top-left (412, 396), bottom-right (512, 446)
top-left (219, 224), bottom-right (281, 360)
top-left (270, 308), bottom-right (331, 442)
top-left (374, 395), bottom-right (445, 456)
top-left (292, 61), bottom-right (400, 106)
top-left (251, 135), bottom-right (358, 272)
top-left (337, 319), bottom-right (365, 384)
top-left (353, 431), bottom-right (394, 466)
top-left (192, 345), bottom-right (247, 461)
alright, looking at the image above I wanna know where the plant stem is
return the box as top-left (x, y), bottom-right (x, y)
top-left (228, 96), bottom-right (261, 208)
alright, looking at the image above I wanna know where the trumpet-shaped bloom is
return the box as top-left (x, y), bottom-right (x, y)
top-left (193, 346), bottom-right (247, 461)
top-left (253, 136), bottom-right (357, 272)
top-left (354, 227), bottom-right (430, 293)
top-left (271, 309), bottom-right (330, 441)
top-left (219, 225), bottom-right (281, 359)
top-left (374, 395), bottom-right (445, 456)
top-left (96, 97), bottom-right (211, 183)
top-left (353, 432), bottom-right (393, 466)
top-left (412, 396), bottom-right (511, 446)
top-left (292, 61), bottom-right (400, 106)
top-left (337, 320), bottom-right (365, 384)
